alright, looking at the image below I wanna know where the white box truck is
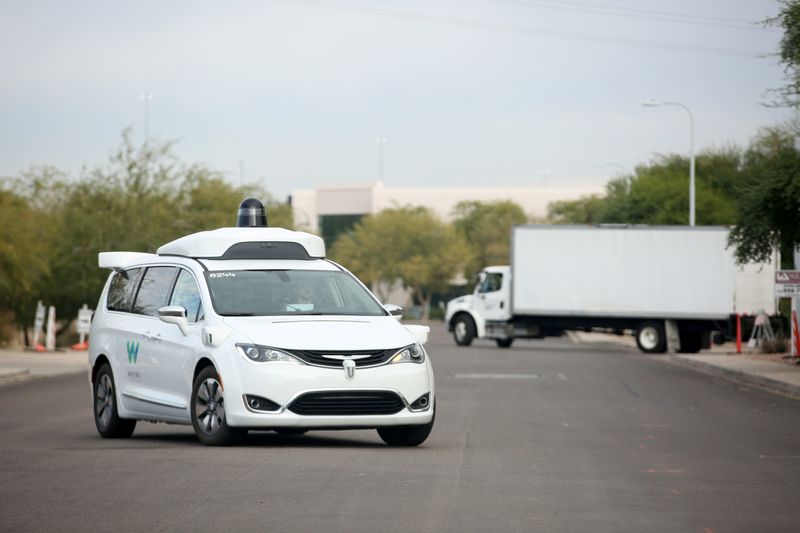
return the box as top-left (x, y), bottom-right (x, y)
top-left (444, 226), bottom-right (776, 353)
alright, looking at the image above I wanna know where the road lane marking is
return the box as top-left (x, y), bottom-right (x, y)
top-left (557, 373), bottom-right (567, 381)
top-left (453, 373), bottom-right (541, 380)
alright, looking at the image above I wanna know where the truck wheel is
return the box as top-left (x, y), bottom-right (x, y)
top-left (496, 338), bottom-right (513, 348)
top-left (452, 315), bottom-right (476, 346)
top-left (678, 331), bottom-right (703, 354)
top-left (636, 321), bottom-right (667, 354)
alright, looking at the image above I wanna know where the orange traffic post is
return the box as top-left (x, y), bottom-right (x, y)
top-left (736, 313), bottom-right (742, 354)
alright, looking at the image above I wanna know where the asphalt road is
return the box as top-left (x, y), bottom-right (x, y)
top-left (2, 329), bottom-right (800, 532)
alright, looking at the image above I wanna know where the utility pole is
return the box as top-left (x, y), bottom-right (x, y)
top-left (139, 93), bottom-right (154, 145)
top-left (643, 100), bottom-right (695, 226)
top-left (375, 137), bottom-right (388, 181)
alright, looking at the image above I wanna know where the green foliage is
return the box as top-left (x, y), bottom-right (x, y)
top-left (1, 130), bottom-right (291, 334)
top-left (548, 194), bottom-right (606, 224)
top-left (451, 200), bottom-right (528, 279)
top-left (330, 206), bottom-right (470, 319)
top-left (766, 1), bottom-right (800, 107)
top-left (548, 150), bottom-right (742, 226)
top-left (0, 187), bottom-right (51, 331)
top-left (729, 124), bottom-right (800, 264)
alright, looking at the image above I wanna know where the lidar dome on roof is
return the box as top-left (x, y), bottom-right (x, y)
top-left (157, 227), bottom-right (326, 259)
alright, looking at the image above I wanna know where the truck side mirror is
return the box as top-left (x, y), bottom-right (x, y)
top-left (383, 304), bottom-right (403, 320)
top-left (158, 306), bottom-right (189, 336)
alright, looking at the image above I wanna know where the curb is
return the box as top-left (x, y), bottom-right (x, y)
top-left (0, 369), bottom-right (31, 386)
top-left (0, 368), bottom-right (88, 388)
top-left (664, 356), bottom-right (800, 401)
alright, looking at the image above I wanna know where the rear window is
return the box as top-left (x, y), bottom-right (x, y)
top-left (106, 268), bottom-right (143, 312)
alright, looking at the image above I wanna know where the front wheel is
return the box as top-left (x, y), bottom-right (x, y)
top-left (636, 321), bottom-right (667, 354)
top-left (452, 315), bottom-right (476, 346)
top-left (93, 363), bottom-right (136, 438)
top-left (377, 404), bottom-right (435, 447)
top-left (191, 366), bottom-right (247, 446)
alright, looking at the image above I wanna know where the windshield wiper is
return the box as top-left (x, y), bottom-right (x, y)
top-left (223, 312), bottom-right (255, 316)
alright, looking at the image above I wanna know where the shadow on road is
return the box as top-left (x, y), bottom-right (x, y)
top-left (74, 429), bottom-right (386, 449)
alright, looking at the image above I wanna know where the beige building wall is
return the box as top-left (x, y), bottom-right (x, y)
top-left (291, 181), bottom-right (603, 233)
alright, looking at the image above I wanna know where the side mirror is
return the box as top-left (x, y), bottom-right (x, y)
top-left (383, 304), bottom-right (403, 320)
top-left (158, 306), bottom-right (189, 336)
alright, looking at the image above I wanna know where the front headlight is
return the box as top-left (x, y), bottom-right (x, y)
top-left (235, 344), bottom-right (303, 364)
top-left (390, 343), bottom-right (425, 364)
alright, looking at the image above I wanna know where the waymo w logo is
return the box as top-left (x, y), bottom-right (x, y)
top-left (126, 341), bottom-right (140, 364)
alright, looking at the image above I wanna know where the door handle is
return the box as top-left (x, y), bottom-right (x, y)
top-left (143, 332), bottom-right (162, 342)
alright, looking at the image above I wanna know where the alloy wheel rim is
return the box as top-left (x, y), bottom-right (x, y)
top-left (95, 374), bottom-right (114, 429)
top-left (195, 378), bottom-right (225, 435)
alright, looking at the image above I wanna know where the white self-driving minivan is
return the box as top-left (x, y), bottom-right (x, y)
top-left (89, 199), bottom-right (434, 446)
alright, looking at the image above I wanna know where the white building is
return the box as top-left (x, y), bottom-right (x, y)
top-left (291, 181), bottom-right (603, 242)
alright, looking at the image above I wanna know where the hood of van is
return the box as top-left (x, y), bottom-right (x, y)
top-left (222, 315), bottom-right (416, 351)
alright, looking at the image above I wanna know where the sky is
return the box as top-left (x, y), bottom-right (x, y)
top-left (0, 0), bottom-right (792, 199)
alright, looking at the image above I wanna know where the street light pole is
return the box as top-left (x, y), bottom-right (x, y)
top-left (375, 137), bottom-right (387, 181)
top-left (643, 100), bottom-right (695, 226)
top-left (139, 93), bottom-right (154, 145)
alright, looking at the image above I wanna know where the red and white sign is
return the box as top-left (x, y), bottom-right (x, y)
top-left (775, 270), bottom-right (800, 297)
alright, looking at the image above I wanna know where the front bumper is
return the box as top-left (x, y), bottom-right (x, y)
top-left (221, 356), bottom-right (435, 428)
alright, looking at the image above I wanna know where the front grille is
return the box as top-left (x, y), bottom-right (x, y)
top-left (284, 348), bottom-right (400, 368)
top-left (287, 391), bottom-right (405, 416)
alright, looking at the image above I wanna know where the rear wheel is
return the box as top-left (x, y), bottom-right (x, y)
top-left (377, 404), bottom-right (435, 447)
top-left (452, 315), bottom-right (476, 346)
top-left (191, 366), bottom-right (247, 446)
top-left (93, 363), bottom-right (136, 438)
top-left (495, 338), bottom-right (513, 348)
top-left (636, 321), bottom-right (667, 354)
top-left (678, 330), bottom-right (704, 353)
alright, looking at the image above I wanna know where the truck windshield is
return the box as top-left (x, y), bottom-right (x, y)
top-left (204, 270), bottom-right (386, 317)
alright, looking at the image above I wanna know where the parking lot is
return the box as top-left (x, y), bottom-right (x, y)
top-left (2, 328), bottom-right (800, 532)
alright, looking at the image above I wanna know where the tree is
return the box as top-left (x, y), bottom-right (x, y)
top-left (331, 206), bottom-right (470, 319)
top-left (766, 1), bottom-right (800, 107)
top-left (728, 124), bottom-right (800, 264)
top-left (548, 150), bottom-right (742, 226)
top-left (451, 200), bottom-right (528, 280)
top-left (3, 130), bottom-right (292, 341)
top-left (0, 187), bottom-right (52, 342)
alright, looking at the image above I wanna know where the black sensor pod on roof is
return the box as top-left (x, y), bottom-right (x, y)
top-left (237, 197), bottom-right (267, 227)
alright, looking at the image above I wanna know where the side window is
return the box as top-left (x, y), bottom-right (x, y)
top-left (106, 268), bottom-right (143, 312)
top-left (170, 269), bottom-right (203, 323)
top-left (478, 273), bottom-right (503, 293)
top-left (132, 267), bottom-right (177, 317)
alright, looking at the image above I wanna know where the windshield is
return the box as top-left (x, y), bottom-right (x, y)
top-left (204, 269), bottom-right (386, 317)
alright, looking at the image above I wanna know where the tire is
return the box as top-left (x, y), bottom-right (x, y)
top-left (678, 330), bottom-right (703, 354)
top-left (495, 338), bottom-right (513, 348)
top-left (377, 403), bottom-right (435, 447)
top-left (636, 321), bottom-right (667, 354)
top-left (93, 363), bottom-right (136, 439)
top-left (452, 315), bottom-right (476, 346)
top-left (274, 428), bottom-right (308, 436)
top-left (191, 366), bottom-right (247, 446)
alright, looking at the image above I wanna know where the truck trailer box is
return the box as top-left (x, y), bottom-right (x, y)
top-left (511, 226), bottom-right (740, 319)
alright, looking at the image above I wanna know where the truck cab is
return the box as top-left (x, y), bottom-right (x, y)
top-left (445, 266), bottom-right (515, 347)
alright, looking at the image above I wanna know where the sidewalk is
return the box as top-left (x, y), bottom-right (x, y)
top-left (570, 331), bottom-right (800, 400)
top-left (0, 349), bottom-right (89, 386)
top-left (666, 353), bottom-right (800, 400)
